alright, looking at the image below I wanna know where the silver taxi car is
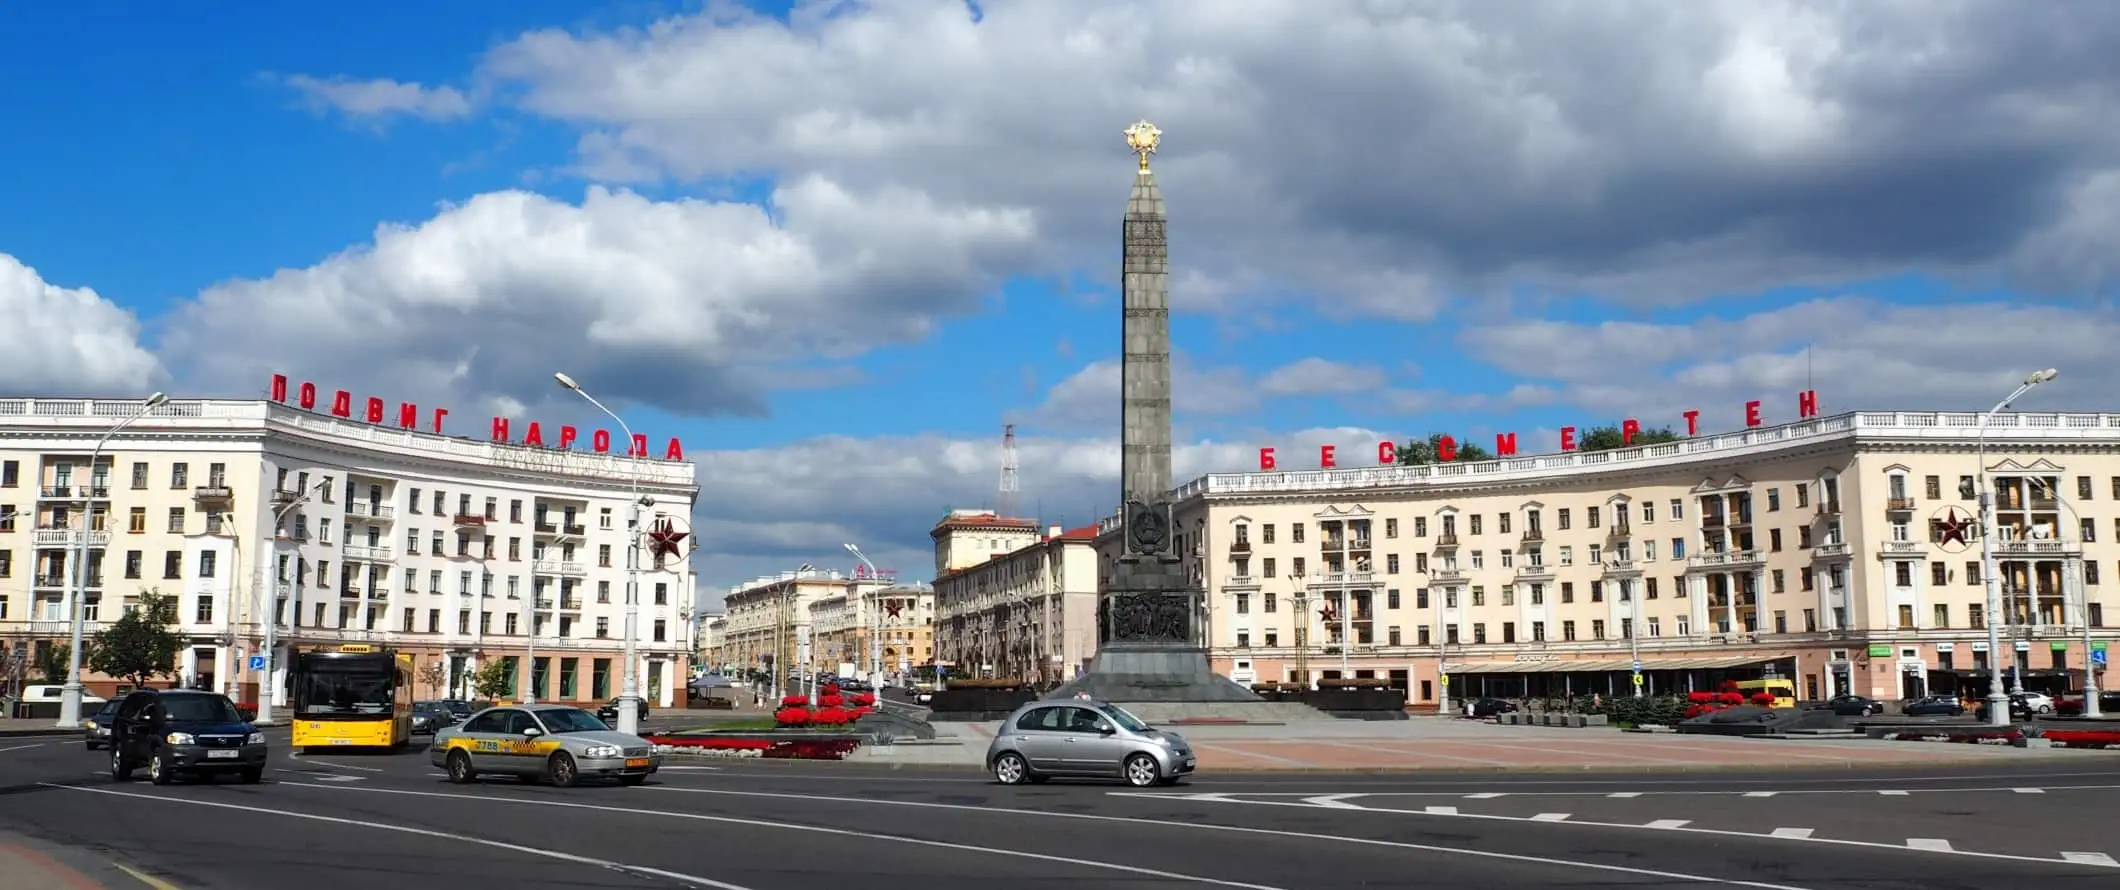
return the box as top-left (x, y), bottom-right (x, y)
top-left (430, 705), bottom-right (660, 787)
top-left (987, 698), bottom-right (1194, 787)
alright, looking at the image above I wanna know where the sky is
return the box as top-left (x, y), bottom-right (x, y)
top-left (5, 1), bottom-right (2119, 608)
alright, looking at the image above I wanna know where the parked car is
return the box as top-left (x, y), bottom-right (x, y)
top-left (2017, 692), bottom-right (2056, 714)
top-left (1819, 694), bottom-right (1883, 716)
top-left (1469, 697), bottom-right (1519, 718)
top-left (987, 699), bottom-right (1194, 787)
top-left (2055, 692), bottom-right (2120, 715)
top-left (1900, 695), bottom-right (1967, 717)
top-left (83, 699), bottom-right (121, 750)
top-left (107, 689), bottom-right (267, 785)
top-left (411, 701), bottom-right (457, 734)
top-left (431, 705), bottom-right (659, 787)
top-left (1974, 694), bottom-right (2037, 723)
top-left (596, 698), bottom-right (650, 725)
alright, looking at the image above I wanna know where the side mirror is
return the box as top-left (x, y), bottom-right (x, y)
top-left (238, 708), bottom-right (256, 722)
top-left (1097, 723), bottom-right (1116, 735)
top-left (521, 727), bottom-right (544, 738)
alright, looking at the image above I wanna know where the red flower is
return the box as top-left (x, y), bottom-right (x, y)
top-left (1749, 693), bottom-right (1776, 706)
top-left (774, 707), bottom-right (812, 726)
top-left (781, 695), bottom-right (809, 708)
top-left (818, 695), bottom-right (846, 709)
top-left (1686, 691), bottom-right (1718, 703)
top-left (852, 693), bottom-right (877, 706)
top-left (1718, 692), bottom-right (1744, 706)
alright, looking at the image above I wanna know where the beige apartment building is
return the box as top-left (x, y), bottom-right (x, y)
top-left (1063, 409), bottom-right (2114, 707)
top-left (932, 522), bottom-right (1102, 685)
top-left (717, 570), bottom-right (934, 681)
top-left (0, 395), bottom-right (699, 708)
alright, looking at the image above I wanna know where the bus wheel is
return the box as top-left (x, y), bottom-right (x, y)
top-left (547, 752), bottom-right (580, 788)
top-left (446, 750), bottom-right (478, 784)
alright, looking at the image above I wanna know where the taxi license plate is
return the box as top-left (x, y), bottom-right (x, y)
top-left (624, 757), bottom-right (651, 769)
top-left (207, 749), bottom-right (239, 759)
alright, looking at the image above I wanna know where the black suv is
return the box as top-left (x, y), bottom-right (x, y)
top-left (108, 689), bottom-right (268, 785)
top-left (597, 697), bottom-right (650, 725)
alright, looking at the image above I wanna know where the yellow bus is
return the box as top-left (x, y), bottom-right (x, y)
top-left (1734, 679), bottom-right (1798, 709)
top-left (289, 646), bottom-right (413, 751)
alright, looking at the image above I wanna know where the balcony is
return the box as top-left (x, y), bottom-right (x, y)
top-left (39, 484), bottom-right (110, 500)
top-left (1321, 536), bottom-right (1346, 550)
top-left (1429, 568), bottom-right (1466, 583)
top-left (1886, 496), bottom-right (1916, 513)
top-left (1876, 541), bottom-right (1927, 558)
top-left (1687, 549), bottom-right (1764, 570)
top-left (1702, 513), bottom-right (1727, 529)
top-left (453, 513), bottom-right (488, 529)
top-left (1729, 512), bottom-right (1753, 527)
top-left (1602, 559), bottom-right (1641, 576)
top-left (1607, 522), bottom-right (1632, 540)
top-left (535, 521), bottom-right (558, 534)
top-left (559, 598), bottom-right (583, 611)
top-left (1434, 533), bottom-right (1460, 549)
top-left (1224, 574), bottom-right (1260, 589)
top-left (192, 485), bottom-right (233, 508)
top-left (1516, 563), bottom-right (1556, 581)
top-left (347, 501), bottom-right (396, 521)
top-left (562, 523), bottom-right (586, 536)
top-left (533, 559), bottom-right (587, 577)
top-left (1520, 529), bottom-right (1545, 544)
top-left (1228, 539), bottom-right (1252, 554)
top-left (1349, 537), bottom-right (1372, 550)
top-left (32, 527), bottom-right (111, 548)
top-left (1815, 500), bottom-right (1843, 517)
top-left (1315, 570), bottom-right (1375, 586)
top-left (342, 544), bottom-right (394, 562)
top-left (269, 487), bottom-right (304, 506)
top-left (366, 585), bottom-right (392, 600)
top-left (1994, 539), bottom-right (2074, 557)
top-left (1811, 541), bottom-right (1851, 560)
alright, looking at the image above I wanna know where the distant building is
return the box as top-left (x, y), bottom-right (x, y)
top-left (933, 523), bottom-right (1102, 685)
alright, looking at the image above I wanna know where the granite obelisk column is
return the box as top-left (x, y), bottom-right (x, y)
top-left (1050, 121), bottom-right (1257, 703)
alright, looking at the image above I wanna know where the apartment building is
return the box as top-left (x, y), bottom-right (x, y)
top-left (717, 569), bottom-right (936, 682)
top-left (1065, 410), bottom-right (2117, 706)
top-left (932, 523), bottom-right (1102, 685)
top-left (0, 395), bottom-right (699, 707)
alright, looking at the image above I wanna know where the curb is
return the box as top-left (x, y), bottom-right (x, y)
top-left (0, 729), bottom-right (78, 739)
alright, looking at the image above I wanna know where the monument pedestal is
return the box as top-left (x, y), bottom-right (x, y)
top-left (1049, 642), bottom-right (1260, 703)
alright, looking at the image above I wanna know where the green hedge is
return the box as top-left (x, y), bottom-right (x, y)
top-left (1599, 695), bottom-right (1688, 727)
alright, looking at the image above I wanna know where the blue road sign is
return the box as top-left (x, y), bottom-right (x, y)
top-left (1631, 659), bottom-right (1642, 672)
top-left (2094, 649), bottom-right (2108, 667)
top-left (248, 654), bottom-right (267, 671)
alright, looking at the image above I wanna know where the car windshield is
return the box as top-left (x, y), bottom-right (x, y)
top-left (413, 702), bottom-right (446, 715)
top-left (163, 695), bottom-right (243, 723)
top-left (533, 708), bottom-right (611, 734)
top-left (294, 667), bottom-right (396, 716)
top-left (1099, 705), bottom-right (1153, 733)
top-left (94, 701), bottom-right (119, 717)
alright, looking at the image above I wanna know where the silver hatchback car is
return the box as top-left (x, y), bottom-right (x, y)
top-left (987, 699), bottom-right (1194, 787)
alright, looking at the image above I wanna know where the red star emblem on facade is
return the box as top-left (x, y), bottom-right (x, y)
top-left (1319, 604), bottom-right (1337, 624)
top-left (646, 517), bottom-right (689, 569)
top-left (885, 600), bottom-right (903, 619)
top-left (1935, 509), bottom-right (1975, 547)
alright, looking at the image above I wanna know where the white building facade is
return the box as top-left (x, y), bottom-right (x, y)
top-left (0, 396), bottom-right (699, 708)
top-left (932, 524), bottom-right (1102, 685)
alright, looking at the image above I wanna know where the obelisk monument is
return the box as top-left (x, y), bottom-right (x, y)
top-left (1049, 121), bottom-right (1258, 704)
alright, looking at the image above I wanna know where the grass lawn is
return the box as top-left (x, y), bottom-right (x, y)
top-left (670, 717), bottom-right (780, 732)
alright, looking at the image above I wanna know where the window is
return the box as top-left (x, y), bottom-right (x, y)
top-left (197, 551), bottom-right (217, 578)
top-left (1931, 562), bottom-right (1948, 585)
top-left (0, 460), bottom-right (14, 487)
top-left (1669, 498), bottom-right (1683, 521)
top-left (163, 551), bottom-right (182, 580)
top-left (1292, 523), bottom-right (1305, 543)
top-left (166, 507), bottom-right (185, 534)
top-left (170, 463), bottom-right (188, 489)
top-left (1387, 554), bottom-right (1400, 574)
top-left (599, 544), bottom-right (613, 568)
top-left (195, 596), bottom-right (213, 624)
top-left (1385, 518), bottom-right (1398, 538)
top-left (1468, 515), bottom-right (1481, 535)
top-left (1894, 562), bottom-right (1913, 587)
top-left (652, 619), bottom-right (667, 642)
top-left (124, 551), bottom-right (142, 579)
top-left (1934, 604), bottom-right (1949, 627)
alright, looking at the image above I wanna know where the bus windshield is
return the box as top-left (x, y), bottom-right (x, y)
top-left (293, 656), bottom-right (399, 717)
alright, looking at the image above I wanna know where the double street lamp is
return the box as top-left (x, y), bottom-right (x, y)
top-left (554, 372), bottom-right (650, 737)
top-left (844, 543), bottom-right (886, 685)
top-left (2023, 477), bottom-right (2102, 718)
top-left (56, 393), bottom-right (169, 730)
top-left (256, 479), bottom-right (331, 726)
top-left (1978, 368), bottom-right (2059, 727)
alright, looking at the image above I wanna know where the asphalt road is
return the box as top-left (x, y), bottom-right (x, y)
top-left (3, 728), bottom-right (2118, 889)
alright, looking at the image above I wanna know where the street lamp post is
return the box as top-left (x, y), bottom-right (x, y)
top-left (555, 373), bottom-right (647, 736)
top-left (845, 544), bottom-right (883, 687)
top-left (522, 534), bottom-right (575, 706)
top-left (256, 480), bottom-right (329, 725)
top-left (56, 393), bottom-right (169, 730)
top-left (1978, 368), bottom-right (2058, 727)
top-left (1627, 578), bottom-right (1644, 697)
top-left (2026, 477), bottom-right (2101, 718)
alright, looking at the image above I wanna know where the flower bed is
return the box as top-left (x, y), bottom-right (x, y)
top-left (2045, 729), bottom-right (2120, 749)
top-left (774, 684), bottom-right (877, 729)
top-left (1881, 728), bottom-right (2024, 745)
top-left (646, 735), bottom-right (863, 760)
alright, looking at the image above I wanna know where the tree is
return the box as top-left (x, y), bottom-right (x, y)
top-left (87, 590), bottom-right (183, 688)
top-left (1397, 432), bottom-right (1496, 466)
top-left (470, 659), bottom-right (513, 702)
top-left (34, 643), bottom-right (70, 684)
top-left (1578, 425), bottom-right (1683, 452)
top-left (418, 660), bottom-right (446, 698)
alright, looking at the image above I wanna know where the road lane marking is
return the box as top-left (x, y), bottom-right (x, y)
top-left (292, 759), bottom-right (385, 772)
top-left (1158, 783), bottom-right (2120, 798)
top-left (1645, 820), bottom-right (1691, 830)
top-left (1769, 828), bottom-right (1813, 839)
top-left (1529, 813), bottom-right (1571, 822)
top-left (35, 783), bottom-right (756, 889)
top-left (669, 787), bottom-right (1820, 890)
top-left (2062, 852), bottom-right (2119, 866)
top-left (1300, 794), bottom-right (1363, 809)
top-left (660, 766), bottom-right (721, 772)
top-left (1423, 806), bottom-right (1457, 815)
top-left (2011, 787), bottom-right (2044, 794)
top-left (1878, 790), bottom-right (1908, 796)
top-left (0, 743), bottom-right (50, 753)
top-left (1743, 792), bottom-right (1778, 798)
top-left (1464, 792), bottom-right (1507, 799)
top-left (1106, 790), bottom-right (2120, 870)
top-left (1907, 839), bottom-right (1954, 852)
top-left (1606, 792), bottom-right (1641, 798)
top-left (274, 782), bottom-right (1292, 890)
top-left (111, 862), bottom-right (182, 890)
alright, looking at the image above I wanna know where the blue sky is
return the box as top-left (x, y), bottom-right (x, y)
top-left (3, 1), bottom-right (2115, 592)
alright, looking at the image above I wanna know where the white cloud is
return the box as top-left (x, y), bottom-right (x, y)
top-left (469, 0), bottom-right (2120, 310)
top-left (155, 181), bottom-right (1039, 416)
top-left (1459, 297), bottom-right (2120, 423)
top-left (1019, 358), bottom-right (1261, 432)
top-left (0, 254), bottom-right (163, 395)
top-left (281, 74), bottom-right (476, 123)
top-left (1258, 358), bottom-right (1388, 396)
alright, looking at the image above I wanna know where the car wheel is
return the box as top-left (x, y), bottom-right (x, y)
top-left (240, 767), bottom-right (264, 784)
top-left (1123, 753), bottom-right (1161, 788)
top-left (148, 753), bottom-right (172, 786)
top-left (992, 752), bottom-right (1031, 786)
top-left (110, 749), bottom-right (134, 782)
top-left (2038, 704), bottom-right (2054, 714)
top-left (446, 750), bottom-right (478, 784)
top-left (548, 752), bottom-right (580, 788)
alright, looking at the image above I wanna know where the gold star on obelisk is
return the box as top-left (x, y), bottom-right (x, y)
top-left (1123, 119), bottom-right (1161, 172)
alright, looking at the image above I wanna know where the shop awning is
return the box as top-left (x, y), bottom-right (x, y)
top-left (1446, 655), bottom-right (1778, 674)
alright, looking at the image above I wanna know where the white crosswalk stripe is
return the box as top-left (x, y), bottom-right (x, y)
top-left (2061, 852), bottom-right (2119, 867)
